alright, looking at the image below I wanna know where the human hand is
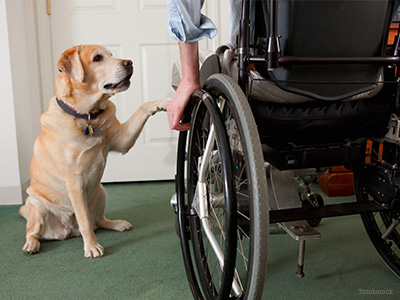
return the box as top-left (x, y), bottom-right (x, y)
top-left (167, 80), bottom-right (200, 131)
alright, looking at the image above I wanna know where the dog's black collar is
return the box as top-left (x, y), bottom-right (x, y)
top-left (56, 97), bottom-right (104, 120)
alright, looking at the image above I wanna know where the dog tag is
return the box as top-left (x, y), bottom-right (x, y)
top-left (85, 124), bottom-right (94, 136)
top-left (92, 128), bottom-right (102, 137)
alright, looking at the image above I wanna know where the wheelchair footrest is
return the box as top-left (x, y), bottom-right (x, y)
top-left (279, 220), bottom-right (321, 241)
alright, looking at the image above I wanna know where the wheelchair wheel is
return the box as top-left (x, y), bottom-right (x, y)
top-left (177, 74), bottom-right (269, 300)
top-left (354, 176), bottom-right (400, 277)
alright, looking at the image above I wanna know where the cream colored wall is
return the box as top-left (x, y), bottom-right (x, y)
top-left (0, 0), bottom-right (43, 205)
top-left (0, 0), bottom-right (230, 205)
top-left (200, 0), bottom-right (231, 51)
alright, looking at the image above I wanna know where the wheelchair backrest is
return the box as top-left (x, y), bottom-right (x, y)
top-left (262, 0), bottom-right (395, 101)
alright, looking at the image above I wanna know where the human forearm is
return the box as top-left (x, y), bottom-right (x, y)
top-left (179, 41), bottom-right (200, 85)
top-left (167, 41), bottom-right (201, 131)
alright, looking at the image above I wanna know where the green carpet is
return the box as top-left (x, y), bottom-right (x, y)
top-left (0, 181), bottom-right (398, 299)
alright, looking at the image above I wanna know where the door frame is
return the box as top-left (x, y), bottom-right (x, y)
top-left (35, 0), bottom-right (56, 111)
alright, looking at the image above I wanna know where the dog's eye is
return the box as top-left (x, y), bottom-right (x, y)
top-left (93, 55), bottom-right (103, 62)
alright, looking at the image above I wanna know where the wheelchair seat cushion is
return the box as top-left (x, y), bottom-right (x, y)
top-left (251, 85), bottom-right (395, 144)
top-left (214, 44), bottom-right (384, 104)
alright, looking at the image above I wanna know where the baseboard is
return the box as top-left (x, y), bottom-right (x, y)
top-left (0, 185), bottom-right (23, 205)
top-left (0, 179), bottom-right (29, 205)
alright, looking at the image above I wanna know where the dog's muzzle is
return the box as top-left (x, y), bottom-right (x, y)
top-left (104, 61), bottom-right (133, 90)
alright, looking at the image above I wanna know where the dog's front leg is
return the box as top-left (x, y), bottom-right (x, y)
top-left (66, 179), bottom-right (104, 258)
top-left (110, 99), bottom-right (169, 153)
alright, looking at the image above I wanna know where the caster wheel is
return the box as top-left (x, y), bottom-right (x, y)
top-left (302, 193), bottom-right (324, 227)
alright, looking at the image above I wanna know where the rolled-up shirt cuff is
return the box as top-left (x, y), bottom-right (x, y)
top-left (168, 15), bottom-right (218, 43)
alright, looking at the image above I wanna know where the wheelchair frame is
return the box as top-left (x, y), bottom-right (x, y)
top-left (238, 0), bottom-right (400, 223)
top-left (174, 1), bottom-right (400, 299)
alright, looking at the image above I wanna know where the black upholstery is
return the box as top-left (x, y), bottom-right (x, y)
top-left (251, 0), bottom-right (398, 144)
top-left (251, 82), bottom-right (395, 144)
top-left (256, 0), bottom-right (394, 101)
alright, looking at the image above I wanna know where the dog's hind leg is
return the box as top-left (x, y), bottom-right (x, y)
top-left (22, 198), bottom-right (43, 254)
top-left (92, 185), bottom-right (133, 232)
top-left (99, 218), bottom-right (133, 232)
top-left (19, 204), bottom-right (28, 220)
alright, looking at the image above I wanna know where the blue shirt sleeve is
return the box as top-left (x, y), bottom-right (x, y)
top-left (167, 0), bottom-right (218, 43)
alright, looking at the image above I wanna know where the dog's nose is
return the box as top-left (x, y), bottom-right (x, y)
top-left (122, 60), bottom-right (133, 67)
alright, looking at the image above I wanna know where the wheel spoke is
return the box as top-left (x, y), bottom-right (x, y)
top-left (183, 75), bottom-right (268, 300)
top-left (355, 166), bottom-right (400, 277)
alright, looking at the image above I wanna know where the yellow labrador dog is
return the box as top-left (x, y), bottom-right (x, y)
top-left (19, 44), bottom-right (168, 258)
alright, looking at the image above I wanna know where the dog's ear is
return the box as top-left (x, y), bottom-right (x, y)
top-left (57, 47), bottom-right (84, 83)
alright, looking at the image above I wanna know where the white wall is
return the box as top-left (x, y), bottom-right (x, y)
top-left (0, 0), bottom-right (229, 205)
top-left (0, 0), bottom-right (22, 205)
top-left (0, 0), bottom-right (43, 205)
top-left (201, 0), bottom-right (231, 51)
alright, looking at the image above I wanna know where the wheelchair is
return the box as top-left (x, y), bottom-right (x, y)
top-left (173, 0), bottom-right (400, 299)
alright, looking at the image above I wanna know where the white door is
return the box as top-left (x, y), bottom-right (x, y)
top-left (46, 0), bottom-right (230, 182)
top-left (49, 0), bottom-right (179, 182)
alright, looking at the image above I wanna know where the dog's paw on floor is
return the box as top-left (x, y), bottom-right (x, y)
top-left (23, 239), bottom-right (41, 254)
top-left (84, 243), bottom-right (104, 258)
top-left (99, 219), bottom-right (133, 232)
top-left (112, 220), bottom-right (133, 232)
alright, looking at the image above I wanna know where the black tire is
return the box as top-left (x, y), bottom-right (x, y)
top-left (187, 95), bottom-right (238, 300)
top-left (354, 174), bottom-right (400, 278)
top-left (179, 74), bottom-right (269, 300)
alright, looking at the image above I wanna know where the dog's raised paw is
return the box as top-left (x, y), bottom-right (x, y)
top-left (84, 243), bottom-right (104, 258)
top-left (157, 99), bottom-right (170, 111)
top-left (23, 239), bottom-right (41, 254)
top-left (151, 99), bottom-right (170, 115)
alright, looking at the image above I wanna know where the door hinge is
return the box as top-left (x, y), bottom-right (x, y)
top-left (47, 0), bottom-right (51, 15)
